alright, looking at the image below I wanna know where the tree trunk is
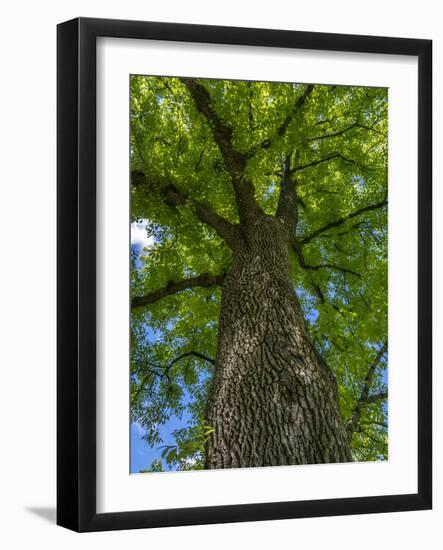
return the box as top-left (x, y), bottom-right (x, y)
top-left (205, 214), bottom-right (352, 468)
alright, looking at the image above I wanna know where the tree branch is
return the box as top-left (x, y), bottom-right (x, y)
top-left (131, 351), bottom-right (215, 402)
top-left (356, 427), bottom-right (387, 448)
top-left (180, 78), bottom-right (261, 223)
top-left (249, 84), bottom-right (314, 155)
top-left (292, 238), bottom-right (361, 277)
top-left (314, 221), bottom-right (367, 240)
top-left (309, 263), bottom-right (361, 277)
top-left (131, 170), bottom-right (237, 246)
top-left (300, 198), bottom-right (388, 245)
top-left (276, 155), bottom-right (298, 230)
top-left (163, 183), bottom-right (237, 245)
top-left (306, 122), bottom-right (360, 142)
top-left (306, 120), bottom-right (387, 143)
top-left (180, 78), bottom-right (246, 175)
top-left (347, 342), bottom-right (388, 436)
top-left (293, 151), bottom-right (375, 175)
top-left (359, 420), bottom-right (388, 429)
top-left (131, 273), bottom-right (225, 309)
top-left (311, 279), bottom-right (326, 304)
top-left (365, 392), bottom-right (388, 404)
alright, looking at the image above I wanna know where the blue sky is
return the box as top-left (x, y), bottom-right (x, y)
top-left (130, 221), bottom-right (189, 473)
top-left (130, 220), bottom-right (157, 473)
top-left (131, 416), bottom-right (181, 473)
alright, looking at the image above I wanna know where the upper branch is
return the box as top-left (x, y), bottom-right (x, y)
top-left (364, 392), bottom-right (388, 404)
top-left (347, 341), bottom-right (388, 436)
top-left (275, 155), bottom-right (298, 231)
top-left (131, 273), bottom-right (225, 310)
top-left (163, 183), bottom-right (237, 245)
top-left (248, 84), bottom-right (314, 155)
top-left (306, 119), bottom-right (387, 143)
top-left (131, 170), bottom-right (237, 246)
top-left (300, 198), bottom-right (388, 245)
top-left (180, 78), bottom-right (246, 176)
top-left (306, 122), bottom-right (360, 142)
top-left (131, 351), bottom-right (215, 402)
top-left (293, 151), bottom-right (376, 175)
top-left (180, 78), bottom-right (261, 222)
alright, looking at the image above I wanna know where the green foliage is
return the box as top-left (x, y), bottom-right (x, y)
top-left (139, 459), bottom-right (164, 473)
top-left (130, 76), bottom-right (388, 468)
top-left (158, 421), bottom-right (214, 471)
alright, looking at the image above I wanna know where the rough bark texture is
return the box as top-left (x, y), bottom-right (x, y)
top-left (205, 214), bottom-right (352, 468)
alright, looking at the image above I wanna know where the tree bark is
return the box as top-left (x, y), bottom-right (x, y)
top-left (205, 213), bottom-right (352, 468)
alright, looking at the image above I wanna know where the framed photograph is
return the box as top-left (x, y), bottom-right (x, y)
top-left (57, 17), bottom-right (432, 532)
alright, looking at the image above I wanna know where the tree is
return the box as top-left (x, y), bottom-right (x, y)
top-left (130, 76), bottom-right (388, 471)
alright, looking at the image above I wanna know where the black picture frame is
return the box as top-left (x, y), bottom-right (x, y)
top-left (57, 17), bottom-right (432, 532)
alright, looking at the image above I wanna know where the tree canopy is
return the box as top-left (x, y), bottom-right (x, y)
top-left (130, 76), bottom-right (388, 471)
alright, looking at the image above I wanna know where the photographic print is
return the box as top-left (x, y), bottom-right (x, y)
top-left (129, 75), bottom-right (388, 473)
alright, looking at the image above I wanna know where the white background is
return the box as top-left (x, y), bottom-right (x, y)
top-left (97, 39), bottom-right (418, 512)
top-left (0, 0), bottom-right (441, 548)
